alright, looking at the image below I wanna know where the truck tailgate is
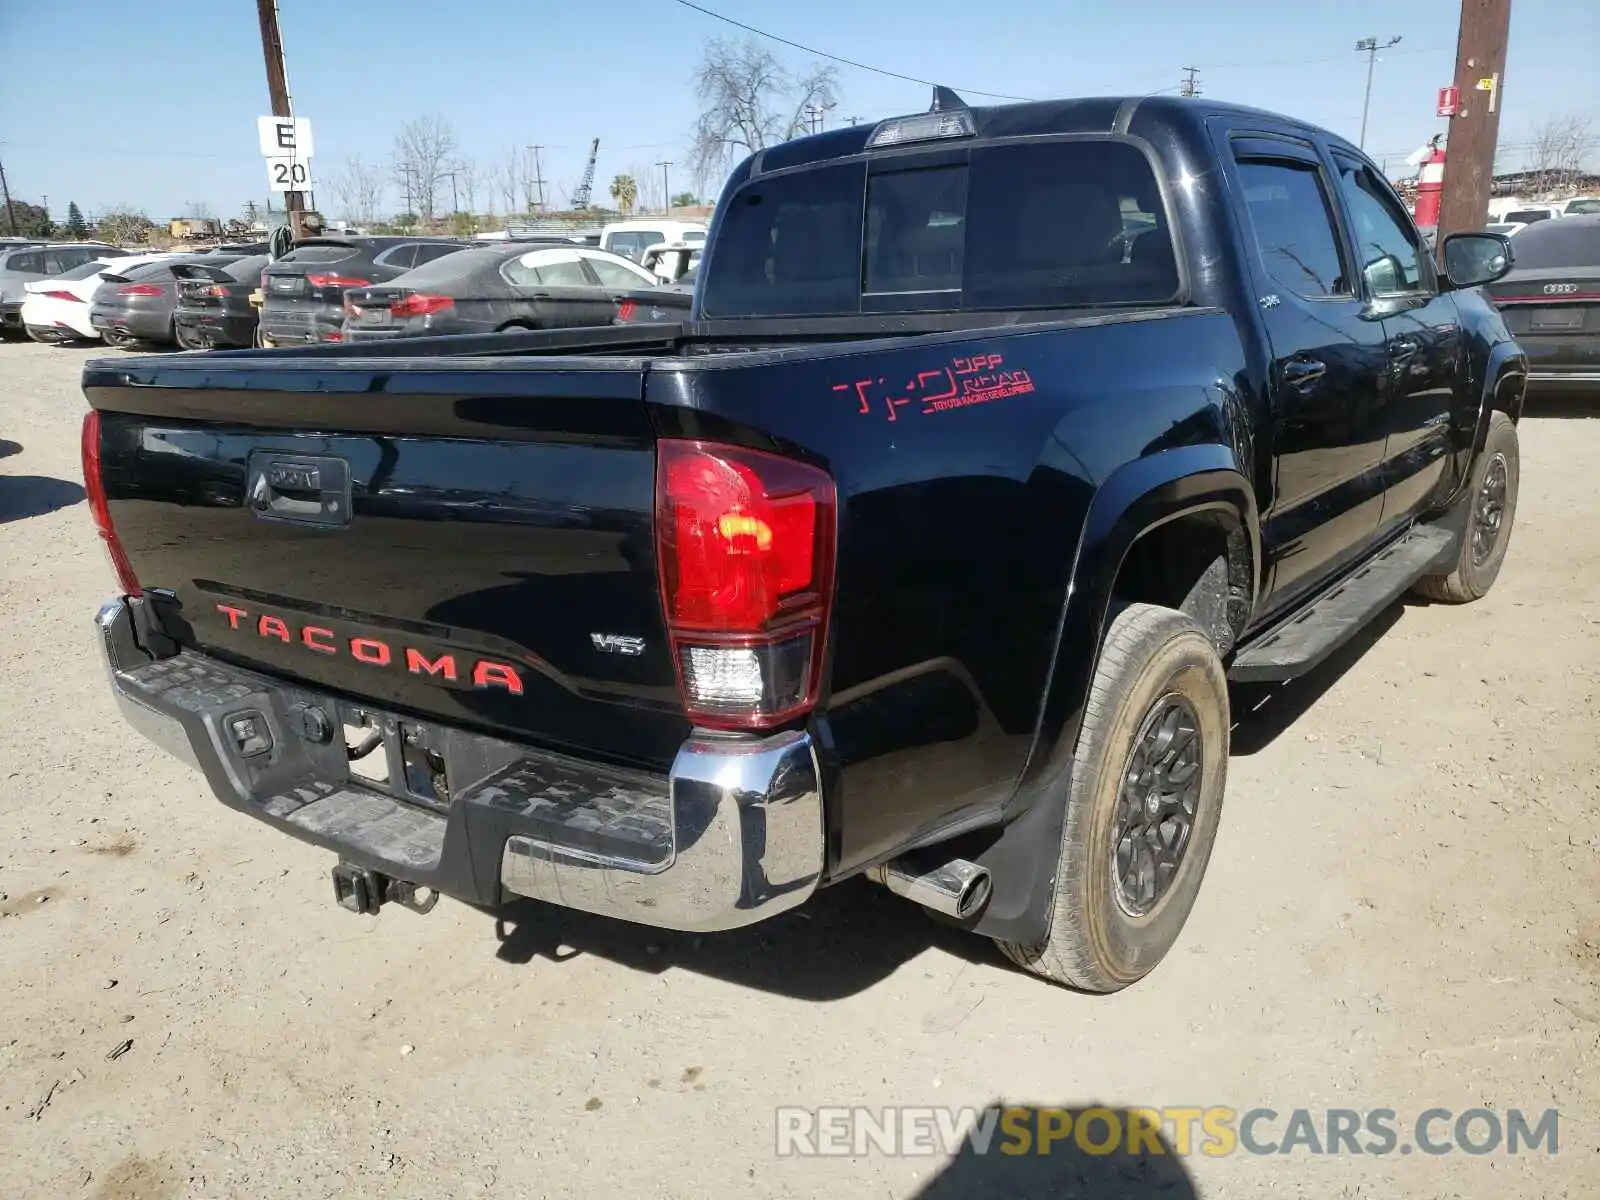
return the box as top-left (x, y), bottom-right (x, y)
top-left (85, 356), bottom-right (689, 771)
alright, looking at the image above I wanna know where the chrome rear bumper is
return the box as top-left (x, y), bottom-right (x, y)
top-left (97, 597), bottom-right (825, 931)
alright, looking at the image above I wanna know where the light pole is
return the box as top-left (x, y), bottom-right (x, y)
top-left (656, 161), bottom-right (672, 214)
top-left (1355, 35), bottom-right (1403, 150)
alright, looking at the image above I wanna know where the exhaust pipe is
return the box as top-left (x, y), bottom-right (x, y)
top-left (868, 853), bottom-right (992, 921)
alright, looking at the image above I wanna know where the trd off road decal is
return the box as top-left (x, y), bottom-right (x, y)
top-left (834, 353), bottom-right (1036, 422)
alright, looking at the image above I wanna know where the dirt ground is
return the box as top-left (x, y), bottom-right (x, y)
top-left (1, 338), bottom-right (1596, 1200)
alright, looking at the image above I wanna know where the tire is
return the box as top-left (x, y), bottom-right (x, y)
top-left (174, 324), bottom-right (205, 352)
top-left (1413, 411), bottom-right (1519, 603)
top-left (998, 603), bottom-right (1229, 992)
top-left (102, 330), bottom-right (139, 351)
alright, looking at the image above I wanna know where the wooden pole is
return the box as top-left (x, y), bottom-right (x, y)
top-left (1436, 0), bottom-right (1512, 245)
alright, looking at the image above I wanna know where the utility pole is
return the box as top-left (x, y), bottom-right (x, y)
top-left (527, 145), bottom-right (545, 213)
top-left (1180, 67), bottom-right (1201, 98)
top-left (0, 156), bottom-right (16, 236)
top-left (255, 0), bottom-right (306, 239)
top-left (1354, 35), bottom-right (1403, 150)
top-left (656, 161), bottom-right (672, 214)
top-left (402, 162), bottom-right (414, 224)
top-left (442, 169), bottom-right (459, 215)
top-left (1437, 0), bottom-right (1512, 244)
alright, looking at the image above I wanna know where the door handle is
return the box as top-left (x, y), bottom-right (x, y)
top-left (1282, 357), bottom-right (1327, 389)
top-left (1390, 336), bottom-right (1421, 359)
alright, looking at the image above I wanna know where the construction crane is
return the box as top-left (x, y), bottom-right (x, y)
top-left (571, 138), bottom-right (600, 210)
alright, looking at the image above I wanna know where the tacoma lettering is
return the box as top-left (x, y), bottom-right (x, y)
top-left (213, 603), bottom-right (524, 695)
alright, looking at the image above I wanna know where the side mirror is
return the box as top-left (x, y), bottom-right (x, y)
top-left (1442, 232), bottom-right (1513, 288)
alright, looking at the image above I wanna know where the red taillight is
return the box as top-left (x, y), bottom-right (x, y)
top-left (80, 411), bottom-right (142, 598)
top-left (389, 293), bottom-right (454, 318)
top-left (42, 290), bottom-right (83, 302)
top-left (655, 440), bottom-right (835, 730)
top-left (117, 284), bottom-right (163, 296)
top-left (306, 274), bottom-right (370, 289)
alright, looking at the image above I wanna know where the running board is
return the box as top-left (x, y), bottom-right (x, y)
top-left (1228, 524), bottom-right (1455, 684)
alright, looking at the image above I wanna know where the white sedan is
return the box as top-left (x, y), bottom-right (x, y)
top-left (21, 253), bottom-right (172, 343)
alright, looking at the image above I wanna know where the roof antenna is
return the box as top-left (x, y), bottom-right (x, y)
top-left (930, 86), bottom-right (968, 112)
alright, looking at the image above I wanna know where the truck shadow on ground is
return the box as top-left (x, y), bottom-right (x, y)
top-left (0, 438), bottom-right (21, 460)
top-left (489, 599), bottom-right (1410, 998)
top-left (0, 474), bottom-right (85, 523)
top-left (910, 1106), bottom-right (1197, 1200)
top-left (1228, 602), bottom-right (1403, 755)
top-left (491, 876), bottom-right (997, 1001)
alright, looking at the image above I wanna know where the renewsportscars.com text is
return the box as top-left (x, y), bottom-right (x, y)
top-left (775, 1106), bottom-right (1560, 1158)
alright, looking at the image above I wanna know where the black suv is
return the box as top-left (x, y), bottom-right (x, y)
top-left (258, 236), bottom-right (469, 346)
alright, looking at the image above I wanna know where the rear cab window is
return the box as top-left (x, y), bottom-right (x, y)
top-left (699, 139), bottom-right (1181, 317)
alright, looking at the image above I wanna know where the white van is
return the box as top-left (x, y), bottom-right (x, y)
top-left (599, 220), bottom-right (707, 263)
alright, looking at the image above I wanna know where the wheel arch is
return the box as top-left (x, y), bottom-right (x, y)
top-left (959, 445), bottom-right (1258, 945)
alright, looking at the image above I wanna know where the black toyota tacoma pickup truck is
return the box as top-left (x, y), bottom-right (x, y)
top-left (82, 94), bottom-right (1526, 992)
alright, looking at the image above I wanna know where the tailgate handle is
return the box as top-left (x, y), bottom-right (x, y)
top-left (247, 454), bottom-right (352, 527)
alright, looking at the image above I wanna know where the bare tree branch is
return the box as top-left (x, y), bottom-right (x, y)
top-left (689, 37), bottom-right (838, 194)
top-left (325, 154), bottom-right (385, 227)
top-left (393, 115), bottom-right (460, 222)
top-left (490, 146), bottom-right (523, 217)
top-left (1527, 113), bottom-right (1593, 194)
top-left (456, 158), bottom-right (479, 218)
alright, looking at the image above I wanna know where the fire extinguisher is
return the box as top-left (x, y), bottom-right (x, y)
top-left (1413, 136), bottom-right (1447, 228)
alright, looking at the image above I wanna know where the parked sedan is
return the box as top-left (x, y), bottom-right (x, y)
top-left (341, 243), bottom-right (689, 341)
top-left (1484, 214), bottom-right (1600, 392)
top-left (90, 254), bottom-right (247, 348)
top-left (172, 255), bottom-right (269, 349)
top-left (20, 253), bottom-right (173, 343)
top-left (258, 236), bottom-right (469, 346)
top-left (0, 242), bottom-right (125, 335)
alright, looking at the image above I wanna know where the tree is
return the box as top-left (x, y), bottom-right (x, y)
top-left (184, 200), bottom-right (216, 220)
top-left (455, 158), bottom-right (479, 219)
top-left (393, 114), bottom-right (460, 222)
top-left (609, 174), bottom-right (638, 216)
top-left (1527, 113), bottom-right (1594, 194)
top-left (65, 202), bottom-right (89, 238)
top-left (94, 207), bottom-right (156, 245)
top-left (690, 37), bottom-right (837, 186)
top-left (325, 154), bottom-right (386, 228)
top-left (490, 146), bottom-right (522, 216)
top-left (671, 191), bottom-right (700, 208)
top-left (5, 199), bottom-right (53, 238)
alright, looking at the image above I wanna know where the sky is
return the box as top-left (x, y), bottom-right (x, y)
top-left (1, 0), bottom-right (1595, 222)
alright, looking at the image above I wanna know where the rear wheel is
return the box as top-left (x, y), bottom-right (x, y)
top-left (174, 324), bottom-right (205, 352)
top-left (1413, 411), bottom-right (1519, 603)
top-left (998, 603), bottom-right (1229, 992)
top-left (102, 330), bottom-right (139, 351)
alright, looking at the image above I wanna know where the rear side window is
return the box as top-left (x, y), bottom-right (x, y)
top-left (46, 248), bottom-right (95, 273)
top-left (503, 248), bottom-right (590, 287)
top-left (700, 139), bottom-right (1180, 317)
top-left (5, 251), bottom-right (44, 273)
top-left (277, 244), bottom-right (358, 264)
top-left (374, 245), bottom-right (418, 269)
top-left (1508, 221), bottom-right (1600, 269)
top-left (1233, 158), bottom-right (1349, 298)
top-left (1566, 199), bottom-right (1600, 215)
top-left (411, 243), bottom-right (462, 266)
top-left (1503, 210), bottom-right (1552, 224)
